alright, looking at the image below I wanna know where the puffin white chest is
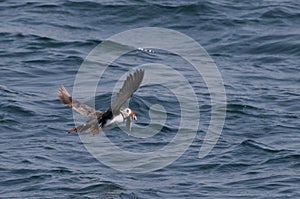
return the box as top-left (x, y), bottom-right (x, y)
top-left (106, 114), bottom-right (124, 126)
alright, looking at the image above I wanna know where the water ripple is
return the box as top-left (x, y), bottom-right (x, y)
top-left (0, 0), bottom-right (299, 198)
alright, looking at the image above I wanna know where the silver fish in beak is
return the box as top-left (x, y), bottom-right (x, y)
top-left (126, 109), bottom-right (137, 132)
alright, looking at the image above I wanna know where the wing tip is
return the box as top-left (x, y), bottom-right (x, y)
top-left (137, 68), bottom-right (145, 77)
top-left (58, 85), bottom-right (72, 106)
top-left (133, 68), bottom-right (144, 82)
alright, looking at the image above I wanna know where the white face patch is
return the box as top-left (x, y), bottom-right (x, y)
top-left (121, 108), bottom-right (132, 118)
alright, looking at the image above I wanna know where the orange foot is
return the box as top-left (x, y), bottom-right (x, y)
top-left (92, 128), bottom-right (100, 135)
top-left (67, 127), bottom-right (77, 133)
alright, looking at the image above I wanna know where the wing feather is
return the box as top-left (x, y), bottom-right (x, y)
top-left (111, 69), bottom-right (144, 115)
top-left (58, 86), bottom-right (100, 116)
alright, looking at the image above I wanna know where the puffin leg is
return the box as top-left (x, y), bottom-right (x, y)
top-left (67, 127), bottom-right (77, 133)
top-left (92, 128), bottom-right (100, 135)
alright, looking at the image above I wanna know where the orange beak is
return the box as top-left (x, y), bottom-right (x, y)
top-left (131, 110), bottom-right (137, 120)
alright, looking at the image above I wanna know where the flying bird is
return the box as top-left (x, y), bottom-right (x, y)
top-left (58, 69), bottom-right (144, 135)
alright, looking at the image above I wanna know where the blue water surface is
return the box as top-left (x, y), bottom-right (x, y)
top-left (0, 0), bottom-right (299, 198)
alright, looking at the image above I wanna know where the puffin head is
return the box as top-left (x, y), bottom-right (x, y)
top-left (123, 108), bottom-right (137, 120)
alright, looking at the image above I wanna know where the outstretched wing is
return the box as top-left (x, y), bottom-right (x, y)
top-left (58, 86), bottom-right (100, 116)
top-left (111, 69), bottom-right (144, 115)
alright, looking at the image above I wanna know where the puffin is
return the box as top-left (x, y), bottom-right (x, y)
top-left (58, 69), bottom-right (144, 135)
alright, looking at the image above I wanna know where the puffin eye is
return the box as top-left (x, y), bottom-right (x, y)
top-left (126, 109), bottom-right (130, 113)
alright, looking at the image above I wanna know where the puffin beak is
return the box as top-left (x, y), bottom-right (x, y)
top-left (131, 110), bottom-right (137, 121)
